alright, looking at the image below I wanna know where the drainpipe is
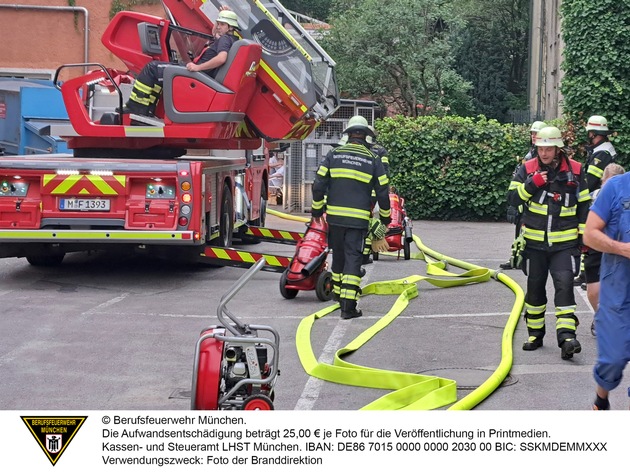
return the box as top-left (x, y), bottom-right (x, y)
top-left (0, 4), bottom-right (89, 74)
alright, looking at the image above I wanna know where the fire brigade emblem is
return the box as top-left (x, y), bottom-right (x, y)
top-left (21, 416), bottom-right (87, 466)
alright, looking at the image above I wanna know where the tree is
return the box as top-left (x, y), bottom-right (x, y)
top-left (454, 0), bottom-right (529, 122)
top-left (320, 0), bottom-right (473, 117)
top-left (281, 0), bottom-right (333, 21)
top-left (560, 0), bottom-right (630, 164)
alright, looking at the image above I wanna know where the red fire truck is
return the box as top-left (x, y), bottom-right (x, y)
top-left (0, 0), bottom-right (339, 266)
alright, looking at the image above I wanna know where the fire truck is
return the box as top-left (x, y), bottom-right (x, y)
top-left (0, 0), bottom-right (339, 267)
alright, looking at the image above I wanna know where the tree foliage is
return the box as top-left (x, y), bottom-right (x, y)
top-left (281, 0), bottom-right (332, 21)
top-left (320, 0), bottom-right (473, 117)
top-left (454, 0), bottom-right (529, 122)
top-left (560, 0), bottom-right (630, 166)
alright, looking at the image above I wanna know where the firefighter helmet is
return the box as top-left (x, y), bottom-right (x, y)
top-left (343, 116), bottom-right (375, 137)
top-left (331, 134), bottom-right (348, 148)
top-left (585, 115), bottom-right (610, 134)
top-left (530, 121), bottom-right (547, 133)
top-left (216, 10), bottom-right (240, 28)
top-left (535, 126), bottom-right (564, 148)
top-left (366, 126), bottom-right (377, 144)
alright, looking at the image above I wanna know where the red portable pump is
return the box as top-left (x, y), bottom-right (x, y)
top-left (279, 217), bottom-right (333, 301)
top-left (192, 259), bottom-right (279, 410)
top-left (373, 191), bottom-right (413, 261)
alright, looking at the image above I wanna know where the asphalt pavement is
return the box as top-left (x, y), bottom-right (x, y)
top-left (261, 208), bottom-right (615, 411)
top-left (0, 207), bottom-right (621, 411)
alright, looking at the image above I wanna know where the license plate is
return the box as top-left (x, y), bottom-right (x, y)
top-left (60, 199), bottom-right (110, 211)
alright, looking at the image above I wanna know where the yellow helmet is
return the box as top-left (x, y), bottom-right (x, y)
top-left (535, 126), bottom-right (564, 148)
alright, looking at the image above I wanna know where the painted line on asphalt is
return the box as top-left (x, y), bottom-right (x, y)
top-left (109, 309), bottom-right (596, 320)
top-left (293, 263), bottom-right (376, 410)
top-left (575, 285), bottom-right (594, 313)
top-left (81, 293), bottom-right (130, 316)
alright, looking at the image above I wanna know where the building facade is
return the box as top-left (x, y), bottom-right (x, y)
top-left (528, 0), bottom-right (564, 121)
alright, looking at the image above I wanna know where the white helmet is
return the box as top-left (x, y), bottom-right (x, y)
top-left (535, 126), bottom-right (564, 148)
top-left (585, 115), bottom-right (610, 134)
top-left (530, 121), bottom-right (547, 133)
top-left (366, 125), bottom-right (377, 144)
top-left (343, 116), bottom-right (375, 137)
top-left (216, 10), bottom-right (240, 29)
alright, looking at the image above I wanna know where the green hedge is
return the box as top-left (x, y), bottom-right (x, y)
top-left (377, 115), bottom-right (530, 221)
top-left (560, 0), bottom-right (630, 164)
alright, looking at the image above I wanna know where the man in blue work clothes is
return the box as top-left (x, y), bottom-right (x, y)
top-left (584, 171), bottom-right (630, 410)
top-left (311, 116), bottom-right (391, 319)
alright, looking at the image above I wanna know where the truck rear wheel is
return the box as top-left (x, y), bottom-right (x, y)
top-left (26, 252), bottom-right (65, 267)
top-left (213, 183), bottom-right (234, 248)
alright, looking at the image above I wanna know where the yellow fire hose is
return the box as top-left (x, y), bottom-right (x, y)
top-left (266, 208), bottom-right (524, 409)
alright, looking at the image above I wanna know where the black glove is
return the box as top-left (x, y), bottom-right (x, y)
top-left (380, 216), bottom-right (391, 226)
top-left (506, 206), bottom-right (518, 224)
top-left (311, 208), bottom-right (324, 218)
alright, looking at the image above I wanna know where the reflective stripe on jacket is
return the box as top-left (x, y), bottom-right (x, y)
top-left (312, 141), bottom-right (390, 229)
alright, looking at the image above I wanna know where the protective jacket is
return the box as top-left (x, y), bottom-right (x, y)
top-left (370, 143), bottom-right (390, 177)
top-left (312, 140), bottom-right (390, 229)
top-left (585, 141), bottom-right (616, 193)
top-left (508, 152), bottom-right (591, 252)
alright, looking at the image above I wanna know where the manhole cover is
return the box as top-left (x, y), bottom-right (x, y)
top-left (416, 368), bottom-right (517, 390)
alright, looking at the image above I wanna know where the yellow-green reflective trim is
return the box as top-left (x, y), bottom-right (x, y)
top-left (0, 231), bottom-right (188, 240)
top-left (555, 307), bottom-right (577, 315)
top-left (559, 206), bottom-right (577, 217)
top-left (523, 228), bottom-right (545, 241)
top-left (529, 202), bottom-right (548, 215)
top-left (525, 303), bottom-right (546, 314)
top-left (526, 318), bottom-right (545, 329)
top-left (517, 185), bottom-right (532, 201)
top-left (588, 166), bottom-right (604, 178)
top-left (326, 205), bottom-right (371, 220)
top-left (259, 61), bottom-right (308, 113)
top-left (330, 168), bottom-right (372, 183)
top-left (547, 229), bottom-right (578, 242)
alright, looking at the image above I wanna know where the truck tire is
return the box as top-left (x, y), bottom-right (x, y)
top-left (26, 252), bottom-right (65, 267)
top-left (240, 183), bottom-right (267, 244)
top-left (213, 183), bottom-right (234, 248)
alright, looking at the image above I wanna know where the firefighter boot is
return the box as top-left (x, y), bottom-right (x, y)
top-left (340, 298), bottom-right (362, 320)
top-left (522, 309), bottom-right (545, 351)
top-left (560, 338), bottom-right (581, 360)
top-left (523, 336), bottom-right (543, 351)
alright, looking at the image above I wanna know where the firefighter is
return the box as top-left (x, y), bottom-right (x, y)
top-left (574, 115), bottom-right (617, 286)
top-left (123, 10), bottom-right (240, 116)
top-left (584, 115), bottom-right (617, 193)
top-left (362, 125), bottom-right (391, 264)
top-left (311, 116), bottom-right (391, 319)
top-left (508, 126), bottom-right (591, 360)
top-left (500, 120), bottom-right (546, 270)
